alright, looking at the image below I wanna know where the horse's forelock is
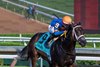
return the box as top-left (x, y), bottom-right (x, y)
top-left (71, 22), bottom-right (82, 27)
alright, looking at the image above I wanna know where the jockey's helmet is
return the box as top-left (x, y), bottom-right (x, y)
top-left (62, 16), bottom-right (72, 24)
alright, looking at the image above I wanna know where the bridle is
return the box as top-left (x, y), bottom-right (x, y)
top-left (72, 25), bottom-right (84, 41)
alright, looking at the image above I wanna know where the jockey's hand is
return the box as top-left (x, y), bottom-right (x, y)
top-left (61, 30), bottom-right (67, 37)
top-left (64, 30), bottom-right (67, 33)
top-left (63, 30), bottom-right (67, 38)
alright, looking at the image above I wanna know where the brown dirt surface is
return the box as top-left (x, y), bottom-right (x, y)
top-left (0, 8), bottom-right (48, 34)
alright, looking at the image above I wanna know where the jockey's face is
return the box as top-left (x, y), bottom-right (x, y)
top-left (63, 24), bottom-right (71, 30)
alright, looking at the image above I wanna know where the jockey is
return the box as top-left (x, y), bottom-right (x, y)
top-left (28, 6), bottom-right (33, 15)
top-left (46, 16), bottom-right (72, 47)
top-left (26, 5), bottom-right (36, 19)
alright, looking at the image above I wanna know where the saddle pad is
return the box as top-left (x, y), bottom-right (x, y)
top-left (35, 32), bottom-right (54, 57)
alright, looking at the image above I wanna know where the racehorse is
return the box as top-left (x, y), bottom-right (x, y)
top-left (50, 22), bottom-right (87, 67)
top-left (10, 22), bottom-right (87, 67)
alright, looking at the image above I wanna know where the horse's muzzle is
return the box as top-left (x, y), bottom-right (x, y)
top-left (78, 37), bottom-right (87, 47)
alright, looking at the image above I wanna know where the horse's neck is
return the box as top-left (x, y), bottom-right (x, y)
top-left (68, 30), bottom-right (76, 48)
top-left (63, 30), bottom-right (76, 51)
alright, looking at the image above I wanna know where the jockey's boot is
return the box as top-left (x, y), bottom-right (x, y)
top-left (45, 35), bottom-right (54, 48)
top-left (45, 38), bottom-right (51, 48)
top-left (45, 34), bottom-right (55, 48)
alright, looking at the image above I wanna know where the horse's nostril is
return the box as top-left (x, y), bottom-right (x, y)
top-left (79, 37), bottom-right (87, 47)
top-left (81, 37), bottom-right (85, 40)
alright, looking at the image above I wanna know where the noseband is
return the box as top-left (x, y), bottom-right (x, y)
top-left (72, 25), bottom-right (84, 41)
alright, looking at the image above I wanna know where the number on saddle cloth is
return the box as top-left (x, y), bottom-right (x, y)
top-left (37, 32), bottom-right (51, 46)
top-left (35, 32), bottom-right (54, 57)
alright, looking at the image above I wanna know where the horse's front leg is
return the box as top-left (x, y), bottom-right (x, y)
top-left (50, 61), bottom-right (59, 67)
top-left (30, 56), bottom-right (38, 67)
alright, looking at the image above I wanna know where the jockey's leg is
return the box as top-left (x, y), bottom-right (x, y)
top-left (32, 11), bottom-right (35, 19)
top-left (25, 10), bottom-right (30, 19)
top-left (45, 37), bottom-right (51, 48)
top-left (45, 34), bottom-right (54, 48)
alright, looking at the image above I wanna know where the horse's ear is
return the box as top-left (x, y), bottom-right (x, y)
top-left (78, 22), bottom-right (81, 25)
top-left (71, 22), bottom-right (74, 27)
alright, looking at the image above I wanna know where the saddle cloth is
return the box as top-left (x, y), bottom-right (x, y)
top-left (35, 32), bottom-right (54, 57)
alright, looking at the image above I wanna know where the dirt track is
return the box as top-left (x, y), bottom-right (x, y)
top-left (0, 8), bottom-right (48, 34)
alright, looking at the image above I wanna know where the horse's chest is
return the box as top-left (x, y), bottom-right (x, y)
top-left (57, 49), bottom-right (75, 64)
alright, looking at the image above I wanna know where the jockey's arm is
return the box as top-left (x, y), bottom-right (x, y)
top-left (53, 31), bottom-right (64, 36)
top-left (48, 24), bottom-right (66, 36)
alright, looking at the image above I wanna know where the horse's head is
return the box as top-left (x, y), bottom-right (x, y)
top-left (71, 22), bottom-right (87, 47)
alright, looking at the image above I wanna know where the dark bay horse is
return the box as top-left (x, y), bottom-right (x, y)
top-left (10, 22), bottom-right (87, 67)
top-left (50, 22), bottom-right (87, 67)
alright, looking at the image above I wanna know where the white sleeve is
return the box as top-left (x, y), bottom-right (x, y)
top-left (48, 25), bottom-right (54, 33)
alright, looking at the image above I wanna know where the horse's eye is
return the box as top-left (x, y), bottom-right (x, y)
top-left (83, 30), bottom-right (85, 34)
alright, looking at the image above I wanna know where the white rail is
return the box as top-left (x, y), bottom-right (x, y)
top-left (0, 36), bottom-right (100, 42)
top-left (2, 0), bottom-right (55, 18)
top-left (19, 0), bottom-right (74, 16)
top-left (0, 36), bottom-right (100, 48)
top-left (0, 55), bottom-right (18, 59)
top-left (2, 0), bottom-right (74, 19)
top-left (0, 37), bottom-right (30, 42)
top-left (76, 56), bottom-right (100, 61)
top-left (1, 54), bottom-right (100, 61)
